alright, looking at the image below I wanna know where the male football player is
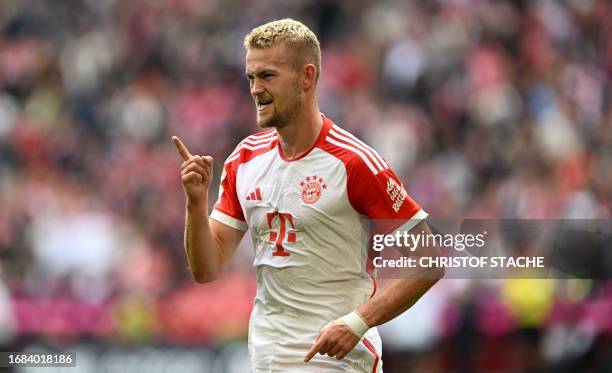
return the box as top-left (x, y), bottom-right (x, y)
top-left (173, 18), bottom-right (443, 372)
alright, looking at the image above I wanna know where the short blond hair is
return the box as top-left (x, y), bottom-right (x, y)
top-left (244, 18), bottom-right (321, 81)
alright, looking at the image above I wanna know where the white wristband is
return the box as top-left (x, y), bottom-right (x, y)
top-left (337, 311), bottom-right (370, 339)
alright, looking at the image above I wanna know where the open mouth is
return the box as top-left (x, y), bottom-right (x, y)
top-left (256, 100), bottom-right (272, 111)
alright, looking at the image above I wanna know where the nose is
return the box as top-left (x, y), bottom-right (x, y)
top-left (250, 79), bottom-right (264, 96)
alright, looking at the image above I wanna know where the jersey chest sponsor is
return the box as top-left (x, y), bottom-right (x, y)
top-left (240, 165), bottom-right (346, 257)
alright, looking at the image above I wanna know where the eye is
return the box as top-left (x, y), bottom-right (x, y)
top-left (260, 72), bottom-right (276, 80)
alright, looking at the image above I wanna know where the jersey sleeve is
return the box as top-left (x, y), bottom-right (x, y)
top-left (210, 159), bottom-right (248, 231)
top-left (347, 158), bottom-right (427, 234)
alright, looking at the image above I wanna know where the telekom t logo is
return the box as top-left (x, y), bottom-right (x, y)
top-left (267, 211), bottom-right (296, 256)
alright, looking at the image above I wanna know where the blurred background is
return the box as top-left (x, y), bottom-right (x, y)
top-left (0, 0), bottom-right (610, 371)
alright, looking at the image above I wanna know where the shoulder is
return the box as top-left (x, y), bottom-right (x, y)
top-left (224, 129), bottom-right (278, 166)
top-left (320, 124), bottom-right (389, 176)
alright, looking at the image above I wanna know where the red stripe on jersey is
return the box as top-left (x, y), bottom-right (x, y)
top-left (325, 134), bottom-right (379, 174)
top-left (242, 135), bottom-right (277, 146)
top-left (225, 130), bottom-right (277, 163)
top-left (247, 129), bottom-right (276, 140)
top-left (366, 244), bottom-right (379, 298)
top-left (228, 136), bottom-right (276, 159)
top-left (255, 187), bottom-right (262, 200)
top-left (225, 138), bottom-right (278, 165)
top-left (240, 140), bottom-right (276, 150)
top-left (329, 128), bottom-right (385, 172)
top-left (368, 271), bottom-right (377, 298)
top-left (362, 338), bottom-right (380, 373)
top-left (332, 125), bottom-right (388, 169)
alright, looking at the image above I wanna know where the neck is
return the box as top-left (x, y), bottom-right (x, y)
top-left (276, 102), bottom-right (323, 160)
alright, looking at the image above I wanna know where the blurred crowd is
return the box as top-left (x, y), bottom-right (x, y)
top-left (0, 0), bottom-right (610, 371)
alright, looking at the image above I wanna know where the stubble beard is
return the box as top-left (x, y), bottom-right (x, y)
top-left (257, 87), bottom-right (302, 129)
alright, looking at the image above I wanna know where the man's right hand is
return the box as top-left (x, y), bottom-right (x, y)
top-left (172, 136), bottom-right (213, 205)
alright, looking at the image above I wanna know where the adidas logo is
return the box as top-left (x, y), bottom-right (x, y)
top-left (246, 187), bottom-right (263, 201)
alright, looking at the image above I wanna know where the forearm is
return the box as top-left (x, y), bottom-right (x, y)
top-left (356, 268), bottom-right (443, 327)
top-left (184, 198), bottom-right (224, 283)
top-left (356, 220), bottom-right (445, 327)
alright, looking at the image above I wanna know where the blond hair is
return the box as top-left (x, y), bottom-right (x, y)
top-left (244, 18), bottom-right (321, 81)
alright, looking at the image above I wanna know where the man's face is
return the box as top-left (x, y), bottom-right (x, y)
top-left (245, 44), bottom-right (303, 129)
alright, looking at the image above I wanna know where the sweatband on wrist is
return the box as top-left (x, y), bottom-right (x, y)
top-left (337, 311), bottom-right (370, 339)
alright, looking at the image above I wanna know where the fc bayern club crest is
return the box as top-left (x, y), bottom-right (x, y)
top-left (300, 174), bottom-right (327, 204)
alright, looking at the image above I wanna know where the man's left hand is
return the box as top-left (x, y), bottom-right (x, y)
top-left (304, 322), bottom-right (360, 362)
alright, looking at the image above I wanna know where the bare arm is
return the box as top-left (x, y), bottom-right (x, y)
top-left (173, 136), bottom-right (245, 283)
top-left (185, 200), bottom-right (245, 283)
top-left (356, 220), bottom-right (444, 326)
top-left (305, 220), bottom-right (444, 362)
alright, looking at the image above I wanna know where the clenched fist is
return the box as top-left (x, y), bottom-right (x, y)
top-left (172, 136), bottom-right (213, 205)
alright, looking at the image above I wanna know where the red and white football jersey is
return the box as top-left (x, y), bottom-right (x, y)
top-left (211, 114), bottom-right (427, 372)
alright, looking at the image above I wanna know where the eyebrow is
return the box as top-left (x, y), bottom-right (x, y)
top-left (245, 69), bottom-right (277, 79)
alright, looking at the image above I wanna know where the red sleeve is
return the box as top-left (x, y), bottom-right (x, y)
top-left (347, 158), bottom-right (426, 233)
top-left (210, 160), bottom-right (247, 231)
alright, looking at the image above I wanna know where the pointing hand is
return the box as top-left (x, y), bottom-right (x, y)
top-left (172, 136), bottom-right (213, 204)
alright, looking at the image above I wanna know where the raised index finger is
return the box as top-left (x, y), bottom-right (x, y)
top-left (172, 136), bottom-right (192, 161)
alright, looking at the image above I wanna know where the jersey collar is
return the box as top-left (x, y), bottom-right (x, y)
top-left (276, 113), bottom-right (333, 162)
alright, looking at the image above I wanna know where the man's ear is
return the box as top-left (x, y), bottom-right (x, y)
top-left (302, 64), bottom-right (317, 90)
